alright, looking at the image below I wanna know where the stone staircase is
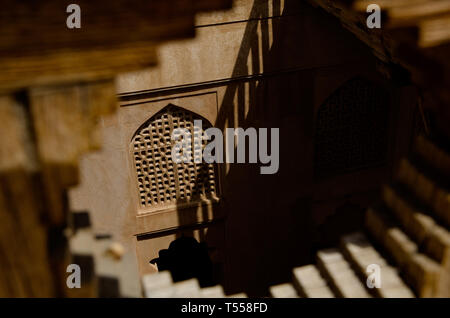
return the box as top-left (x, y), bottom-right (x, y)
top-left (270, 232), bottom-right (415, 298)
top-left (141, 271), bottom-right (247, 298)
top-left (271, 134), bottom-right (450, 298)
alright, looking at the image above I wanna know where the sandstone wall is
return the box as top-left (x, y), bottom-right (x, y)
top-left (69, 0), bottom-right (416, 295)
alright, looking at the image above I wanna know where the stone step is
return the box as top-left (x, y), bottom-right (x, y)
top-left (340, 232), bottom-right (414, 298)
top-left (365, 207), bottom-right (443, 297)
top-left (382, 184), bottom-right (436, 245)
top-left (142, 271), bottom-right (173, 298)
top-left (292, 265), bottom-right (335, 298)
top-left (425, 226), bottom-right (450, 271)
top-left (385, 184), bottom-right (450, 271)
top-left (405, 254), bottom-right (442, 298)
top-left (269, 283), bottom-right (299, 298)
top-left (200, 285), bottom-right (226, 298)
top-left (396, 158), bottom-right (450, 227)
top-left (366, 207), bottom-right (418, 267)
top-left (142, 273), bottom-right (201, 298)
top-left (171, 279), bottom-right (201, 298)
top-left (142, 271), bottom-right (245, 298)
top-left (316, 248), bottom-right (371, 298)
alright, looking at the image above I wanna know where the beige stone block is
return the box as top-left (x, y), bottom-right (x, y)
top-left (142, 271), bottom-right (173, 298)
top-left (385, 228), bottom-right (418, 268)
top-left (424, 226), bottom-right (450, 268)
top-left (342, 243), bottom-right (386, 275)
top-left (304, 286), bottom-right (335, 298)
top-left (340, 233), bottom-right (413, 299)
top-left (372, 265), bottom-right (415, 299)
top-left (317, 249), bottom-right (371, 298)
top-left (409, 212), bottom-right (435, 244)
top-left (405, 254), bottom-right (441, 298)
top-left (354, 255), bottom-right (414, 298)
top-left (200, 285), bottom-right (225, 298)
top-left (332, 272), bottom-right (371, 298)
top-left (341, 233), bottom-right (387, 271)
top-left (383, 186), bottom-right (435, 245)
top-left (292, 265), bottom-right (328, 290)
top-left (378, 286), bottom-right (415, 298)
top-left (172, 279), bottom-right (201, 298)
top-left (352, 253), bottom-right (388, 274)
top-left (379, 266), bottom-right (409, 290)
top-left (317, 248), bottom-right (346, 264)
top-left (320, 259), bottom-right (352, 278)
top-left (69, 229), bottom-right (97, 256)
top-left (436, 269), bottom-right (450, 297)
top-left (269, 283), bottom-right (299, 298)
top-left (341, 232), bottom-right (373, 255)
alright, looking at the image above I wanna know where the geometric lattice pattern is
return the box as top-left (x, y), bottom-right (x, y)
top-left (314, 77), bottom-right (390, 178)
top-left (131, 105), bottom-right (218, 210)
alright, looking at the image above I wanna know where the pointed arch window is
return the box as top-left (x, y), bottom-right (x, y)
top-left (131, 105), bottom-right (218, 211)
top-left (314, 77), bottom-right (390, 178)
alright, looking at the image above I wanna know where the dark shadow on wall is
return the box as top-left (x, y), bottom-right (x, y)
top-left (150, 236), bottom-right (214, 287)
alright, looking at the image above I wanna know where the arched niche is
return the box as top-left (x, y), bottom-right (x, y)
top-left (130, 104), bottom-right (219, 213)
top-left (314, 77), bottom-right (390, 178)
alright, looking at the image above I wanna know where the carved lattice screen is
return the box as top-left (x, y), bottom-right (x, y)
top-left (314, 77), bottom-right (390, 178)
top-left (131, 105), bottom-right (218, 211)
